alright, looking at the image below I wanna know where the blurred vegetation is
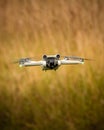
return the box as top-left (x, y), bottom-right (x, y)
top-left (0, 0), bottom-right (104, 130)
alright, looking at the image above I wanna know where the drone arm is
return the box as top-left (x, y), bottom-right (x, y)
top-left (19, 61), bottom-right (46, 67)
top-left (60, 59), bottom-right (84, 65)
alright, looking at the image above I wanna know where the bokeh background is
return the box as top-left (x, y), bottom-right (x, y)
top-left (0, 0), bottom-right (104, 130)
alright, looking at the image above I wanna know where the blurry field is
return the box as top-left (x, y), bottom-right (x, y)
top-left (0, 0), bottom-right (104, 130)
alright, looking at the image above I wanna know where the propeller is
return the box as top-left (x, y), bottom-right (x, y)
top-left (63, 56), bottom-right (94, 61)
top-left (12, 57), bottom-right (34, 64)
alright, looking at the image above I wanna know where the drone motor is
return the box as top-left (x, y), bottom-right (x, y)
top-left (56, 54), bottom-right (60, 59)
top-left (43, 55), bottom-right (47, 60)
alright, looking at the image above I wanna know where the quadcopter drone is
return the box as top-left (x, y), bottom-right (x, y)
top-left (14, 54), bottom-right (92, 71)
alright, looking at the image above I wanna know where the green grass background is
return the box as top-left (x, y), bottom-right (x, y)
top-left (0, 0), bottom-right (104, 129)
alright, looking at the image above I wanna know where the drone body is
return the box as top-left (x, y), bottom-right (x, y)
top-left (14, 54), bottom-right (88, 71)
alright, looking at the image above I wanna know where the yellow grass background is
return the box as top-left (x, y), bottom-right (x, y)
top-left (0, 0), bottom-right (104, 129)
